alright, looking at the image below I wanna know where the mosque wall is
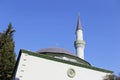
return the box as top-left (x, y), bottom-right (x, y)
top-left (13, 50), bottom-right (112, 80)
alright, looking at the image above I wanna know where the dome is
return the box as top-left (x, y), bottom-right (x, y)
top-left (37, 47), bottom-right (91, 66)
top-left (37, 47), bottom-right (76, 56)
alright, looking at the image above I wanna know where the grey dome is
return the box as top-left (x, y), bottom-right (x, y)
top-left (37, 47), bottom-right (76, 56)
top-left (37, 47), bottom-right (91, 66)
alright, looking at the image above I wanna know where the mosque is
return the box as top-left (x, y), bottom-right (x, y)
top-left (13, 15), bottom-right (113, 80)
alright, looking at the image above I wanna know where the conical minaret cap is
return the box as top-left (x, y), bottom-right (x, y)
top-left (76, 14), bottom-right (82, 31)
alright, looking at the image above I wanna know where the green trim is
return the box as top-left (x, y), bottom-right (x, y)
top-left (12, 50), bottom-right (22, 79)
top-left (43, 52), bottom-right (91, 66)
top-left (20, 49), bottom-right (113, 73)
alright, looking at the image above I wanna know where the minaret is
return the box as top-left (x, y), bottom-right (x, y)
top-left (74, 15), bottom-right (85, 59)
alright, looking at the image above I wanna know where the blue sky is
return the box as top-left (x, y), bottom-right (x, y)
top-left (0, 0), bottom-right (120, 74)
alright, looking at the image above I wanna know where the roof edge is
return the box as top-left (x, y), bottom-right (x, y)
top-left (20, 49), bottom-right (113, 73)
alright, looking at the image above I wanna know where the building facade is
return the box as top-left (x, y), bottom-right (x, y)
top-left (13, 15), bottom-right (113, 80)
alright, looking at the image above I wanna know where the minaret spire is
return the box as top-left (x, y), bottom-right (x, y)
top-left (76, 14), bottom-right (82, 30)
top-left (74, 14), bottom-right (85, 59)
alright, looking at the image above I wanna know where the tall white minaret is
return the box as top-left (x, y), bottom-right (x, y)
top-left (74, 15), bottom-right (85, 59)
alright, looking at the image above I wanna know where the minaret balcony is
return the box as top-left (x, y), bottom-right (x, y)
top-left (74, 40), bottom-right (85, 48)
top-left (75, 40), bottom-right (85, 44)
